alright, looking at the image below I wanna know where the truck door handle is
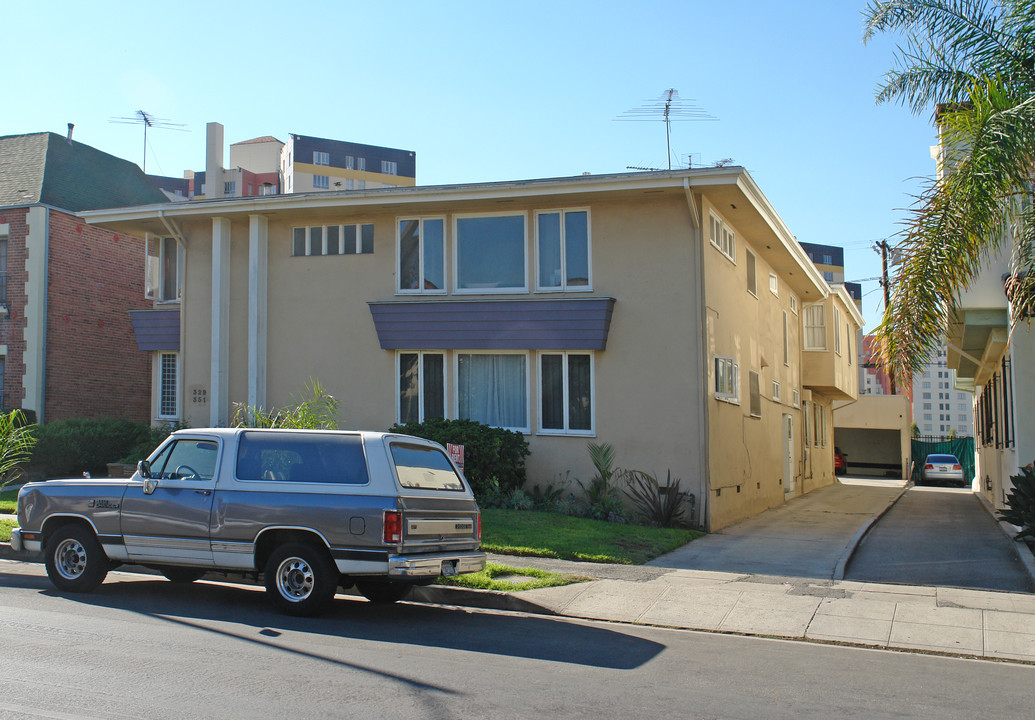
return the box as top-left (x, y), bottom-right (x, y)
top-left (195, 490), bottom-right (212, 496)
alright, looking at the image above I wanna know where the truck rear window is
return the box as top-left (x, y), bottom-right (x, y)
top-left (390, 443), bottom-right (465, 491)
top-left (236, 432), bottom-right (369, 485)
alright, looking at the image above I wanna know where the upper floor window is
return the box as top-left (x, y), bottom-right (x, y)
top-left (803, 304), bottom-right (826, 350)
top-left (714, 356), bottom-right (739, 402)
top-left (293, 224), bottom-right (374, 256)
top-left (823, 271), bottom-right (834, 282)
top-left (313, 151), bottom-right (330, 166)
top-left (398, 217), bottom-right (445, 293)
top-left (769, 273), bottom-right (779, 296)
top-left (224, 181), bottom-right (236, 195)
top-left (381, 160), bottom-right (398, 175)
top-left (536, 209), bottom-right (590, 291)
top-left (145, 235), bottom-right (181, 303)
top-left (357, 157), bottom-right (367, 171)
top-left (783, 311), bottom-right (790, 365)
top-left (710, 213), bottom-right (735, 263)
top-left (313, 175), bottom-right (329, 189)
top-left (790, 295), bottom-right (798, 314)
top-left (746, 248), bottom-right (757, 296)
top-left (260, 183), bottom-right (276, 195)
top-left (345, 156), bottom-right (355, 170)
top-left (455, 213), bottom-right (527, 293)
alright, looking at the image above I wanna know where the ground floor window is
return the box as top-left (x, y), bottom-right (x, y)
top-left (159, 353), bottom-right (178, 418)
top-left (398, 352), bottom-right (444, 424)
top-left (457, 353), bottom-right (528, 431)
top-left (539, 352), bottom-right (593, 434)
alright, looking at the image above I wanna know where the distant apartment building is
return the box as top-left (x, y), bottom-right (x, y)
top-left (148, 124), bottom-right (416, 201)
top-left (910, 346), bottom-right (974, 438)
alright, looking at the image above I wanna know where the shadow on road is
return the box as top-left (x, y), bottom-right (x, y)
top-left (0, 569), bottom-right (666, 671)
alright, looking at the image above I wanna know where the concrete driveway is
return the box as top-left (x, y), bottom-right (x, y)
top-left (844, 486), bottom-right (1034, 593)
top-left (648, 477), bottom-right (907, 579)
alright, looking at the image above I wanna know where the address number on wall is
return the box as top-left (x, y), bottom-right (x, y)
top-left (190, 386), bottom-right (208, 405)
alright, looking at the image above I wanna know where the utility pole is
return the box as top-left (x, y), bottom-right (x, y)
top-left (879, 240), bottom-right (897, 395)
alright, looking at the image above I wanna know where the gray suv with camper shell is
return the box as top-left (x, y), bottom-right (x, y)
top-left (11, 428), bottom-right (485, 615)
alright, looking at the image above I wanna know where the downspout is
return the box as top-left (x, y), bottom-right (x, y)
top-left (684, 178), bottom-right (710, 531)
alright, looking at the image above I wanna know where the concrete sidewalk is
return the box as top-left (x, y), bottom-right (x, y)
top-left (3, 478), bottom-right (1035, 663)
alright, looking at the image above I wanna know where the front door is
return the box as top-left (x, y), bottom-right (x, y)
top-left (121, 437), bottom-right (220, 564)
top-left (783, 414), bottom-right (795, 497)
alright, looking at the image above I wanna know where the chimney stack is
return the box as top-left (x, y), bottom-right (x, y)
top-left (66, 123), bottom-right (74, 144)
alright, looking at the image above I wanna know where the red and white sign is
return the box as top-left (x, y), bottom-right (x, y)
top-left (446, 443), bottom-right (465, 471)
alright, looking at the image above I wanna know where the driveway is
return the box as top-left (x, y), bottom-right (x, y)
top-left (844, 486), bottom-right (1034, 593)
top-left (648, 477), bottom-right (906, 579)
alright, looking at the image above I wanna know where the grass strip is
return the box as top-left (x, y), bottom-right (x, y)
top-left (0, 517), bottom-right (16, 543)
top-left (437, 562), bottom-right (590, 592)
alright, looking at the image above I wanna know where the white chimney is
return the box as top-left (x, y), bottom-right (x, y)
top-left (206, 122), bottom-right (225, 198)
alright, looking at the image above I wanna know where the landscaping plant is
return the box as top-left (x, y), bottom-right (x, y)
top-left (232, 378), bottom-right (339, 429)
top-left (624, 469), bottom-right (692, 528)
top-left (30, 417), bottom-right (149, 478)
top-left (999, 464), bottom-right (1035, 542)
top-left (0, 409), bottom-right (37, 489)
top-left (576, 442), bottom-right (625, 521)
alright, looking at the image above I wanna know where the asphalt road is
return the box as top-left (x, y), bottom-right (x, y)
top-left (845, 487), bottom-right (1034, 592)
top-left (2, 559), bottom-right (1033, 719)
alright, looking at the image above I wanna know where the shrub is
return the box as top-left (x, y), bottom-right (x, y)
top-left (624, 469), bottom-right (692, 527)
top-left (233, 378), bottom-right (339, 429)
top-left (0, 410), bottom-right (38, 488)
top-left (1000, 464), bottom-right (1035, 542)
top-left (30, 417), bottom-right (150, 478)
top-left (118, 422), bottom-right (188, 465)
top-left (576, 442), bottom-right (626, 521)
top-left (390, 418), bottom-right (529, 501)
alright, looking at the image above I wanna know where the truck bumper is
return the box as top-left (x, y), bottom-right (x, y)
top-left (388, 551), bottom-right (486, 579)
top-left (10, 528), bottom-right (23, 552)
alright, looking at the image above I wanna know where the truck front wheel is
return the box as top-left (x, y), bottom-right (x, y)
top-left (45, 525), bottom-right (109, 593)
top-left (264, 543), bottom-right (338, 616)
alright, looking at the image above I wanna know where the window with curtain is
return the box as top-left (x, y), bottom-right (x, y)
top-left (539, 353), bottom-right (593, 434)
top-left (457, 353), bottom-right (527, 430)
top-left (803, 304), bottom-right (826, 350)
top-left (398, 352), bottom-right (444, 424)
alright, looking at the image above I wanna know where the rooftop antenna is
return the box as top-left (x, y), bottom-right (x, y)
top-left (616, 88), bottom-right (717, 170)
top-left (109, 110), bottom-right (187, 173)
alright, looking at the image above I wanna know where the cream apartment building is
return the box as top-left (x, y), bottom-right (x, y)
top-left (84, 168), bottom-right (859, 531)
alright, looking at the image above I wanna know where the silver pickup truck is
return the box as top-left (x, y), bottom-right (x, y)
top-left (12, 428), bottom-right (485, 615)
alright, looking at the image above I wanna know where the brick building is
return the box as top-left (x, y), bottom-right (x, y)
top-left (0, 129), bottom-right (169, 423)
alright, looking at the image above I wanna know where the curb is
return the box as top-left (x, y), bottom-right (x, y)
top-left (975, 491), bottom-right (1035, 592)
top-left (831, 481), bottom-right (912, 581)
top-left (0, 540), bottom-right (559, 616)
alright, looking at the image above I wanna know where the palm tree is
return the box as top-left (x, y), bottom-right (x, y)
top-left (863, 0), bottom-right (1035, 382)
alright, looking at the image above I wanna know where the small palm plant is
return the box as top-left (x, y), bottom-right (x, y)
top-left (0, 410), bottom-right (37, 490)
top-left (576, 442), bottom-right (625, 520)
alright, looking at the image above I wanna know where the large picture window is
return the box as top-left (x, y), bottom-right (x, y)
top-left (539, 352), bottom-right (593, 434)
top-left (457, 353), bottom-right (528, 430)
top-left (536, 209), bottom-right (590, 291)
top-left (455, 213), bottom-right (526, 292)
top-left (398, 352), bottom-right (445, 424)
top-left (398, 217), bottom-right (445, 293)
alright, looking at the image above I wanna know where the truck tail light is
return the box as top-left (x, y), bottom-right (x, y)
top-left (384, 510), bottom-right (402, 544)
top-left (477, 514), bottom-right (482, 541)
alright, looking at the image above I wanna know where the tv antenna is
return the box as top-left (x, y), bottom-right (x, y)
top-left (616, 89), bottom-right (717, 170)
top-left (109, 110), bottom-right (187, 173)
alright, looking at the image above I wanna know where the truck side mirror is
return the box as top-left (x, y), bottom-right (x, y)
top-left (137, 460), bottom-right (152, 479)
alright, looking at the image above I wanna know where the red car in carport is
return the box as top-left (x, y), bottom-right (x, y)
top-left (834, 447), bottom-right (847, 475)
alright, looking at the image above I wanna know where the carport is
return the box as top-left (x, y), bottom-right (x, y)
top-left (833, 395), bottom-right (911, 478)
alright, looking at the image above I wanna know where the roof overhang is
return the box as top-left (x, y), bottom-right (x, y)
top-left (946, 308), bottom-right (1009, 391)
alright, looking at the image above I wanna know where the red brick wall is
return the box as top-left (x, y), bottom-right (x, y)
top-left (0, 208), bottom-right (29, 411)
top-left (43, 210), bottom-right (152, 423)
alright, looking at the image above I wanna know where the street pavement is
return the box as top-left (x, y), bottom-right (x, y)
top-left (3, 477), bottom-right (1035, 663)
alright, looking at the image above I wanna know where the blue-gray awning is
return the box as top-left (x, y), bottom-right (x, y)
top-left (368, 298), bottom-right (615, 350)
top-left (128, 309), bottom-right (180, 351)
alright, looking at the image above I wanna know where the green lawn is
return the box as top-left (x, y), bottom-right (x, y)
top-left (0, 517), bottom-right (16, 543)
top-left (438, 561), bottom-right (591, 591)
top-left (480, 508), bottom-right (701, 565)
top-left (0, 488), bottom-right (17, 514)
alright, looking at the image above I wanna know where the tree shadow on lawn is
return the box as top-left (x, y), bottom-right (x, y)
top-left (0, 569), bottom-right (664, 672)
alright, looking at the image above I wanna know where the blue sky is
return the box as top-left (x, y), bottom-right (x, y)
top-left (3, 0), bottom-right (934, 329)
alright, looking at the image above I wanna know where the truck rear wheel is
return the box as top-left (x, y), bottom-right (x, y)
top-left (356, 580), bottom-right (413, 604)
top-left (45, 525), bottom-right (109, 593)
top-left (264, 542), bottom-right (338, 616)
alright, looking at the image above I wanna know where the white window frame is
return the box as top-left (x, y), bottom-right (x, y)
top-left (313, 151), bottom-right (330, 166)
top-left (746, 248), bottom-right (757, 296)
top-left (769, 273), bottom-right (779, 296)
top-left (313, 175), bottom-right (329, 189)
top-left (803, 303), bottom-right (827, 351)
top-left (397, 216), bottom-right (447, 295)
top-left (453, 211), bottom-right (528, 295)
top-left (357, 157), bottom-right (367, 171)
top-left (345, 156), bottom-right (355, 170)
top-left (834, 306), bottom-right (842, 355)
top-left (381, 160), bottom-right (398, 175)
top-left (158, 352), bottom-right (179, 420)
top-left (772, 380), bottom-right (781, 402)
top-left (537, 351), bottom-right (595, 436)
top-left (396, 351), bottom-right (446, 424)
top-left (454, 351), bottom-right (530, 433)
top-left (534, 208), bottom-right (592, 292)
top-left (792, 389), bottom-right (800, 408)
top-left (709, 212), bottom-right (736, 263)
top-left (145, 235), bottom-right (182, 303)
top-left (790, 295), bottom-right (799, 315)
top-left (714, 355), bottom-right (739, 403)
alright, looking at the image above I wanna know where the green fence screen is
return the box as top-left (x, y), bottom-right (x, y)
top-left (910, 436), bottom-right (976, 484)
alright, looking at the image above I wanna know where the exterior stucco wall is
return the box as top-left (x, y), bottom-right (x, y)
top-left (701, 199), bottom-right (805, 530)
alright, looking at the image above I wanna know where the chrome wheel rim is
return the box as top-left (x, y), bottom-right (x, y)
top-left (276, 557), bottom-right (314, 602)
top-left (55, 538), bottom-right (88, 580)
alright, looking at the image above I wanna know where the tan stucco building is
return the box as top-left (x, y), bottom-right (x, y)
top-left (84, 168), bottom-right (860, 531)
